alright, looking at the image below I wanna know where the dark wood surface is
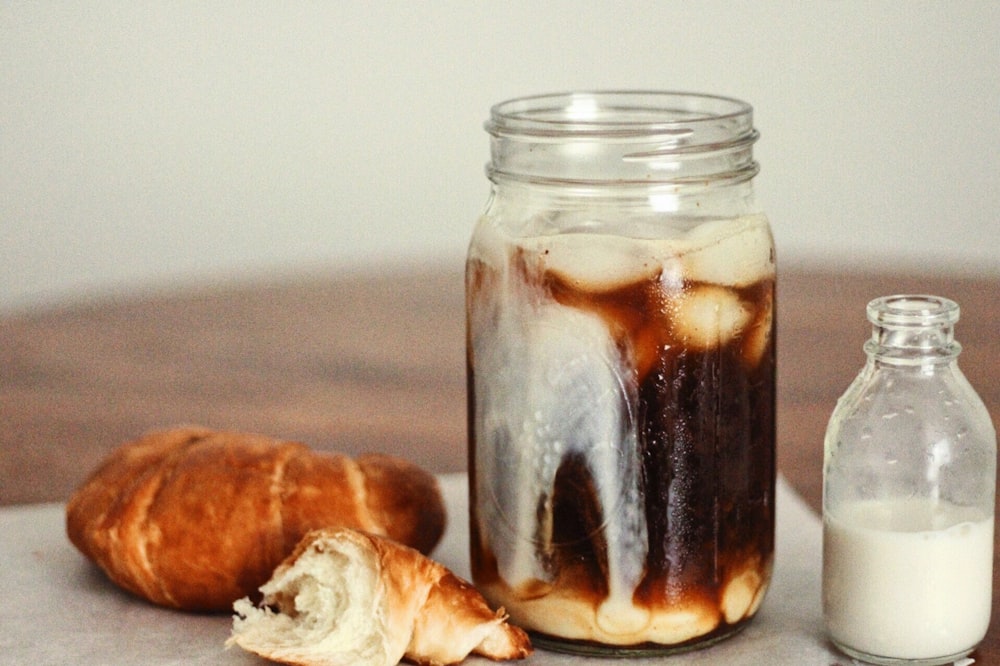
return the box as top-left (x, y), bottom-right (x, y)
top-left (2, 264), bottom-right (999, 658)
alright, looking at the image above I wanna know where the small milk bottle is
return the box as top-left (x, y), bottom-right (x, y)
top-left (822, 295), bottom-right (996, 665)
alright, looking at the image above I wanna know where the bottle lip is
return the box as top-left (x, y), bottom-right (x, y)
top-left (486, 90), bottom-right (755, 142)
top-left (867, 294), bottom-right (960, 328)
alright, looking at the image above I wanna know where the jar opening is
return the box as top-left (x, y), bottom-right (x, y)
top-left (486, 91), bottom-right (754, 140)
top-left (485, 91), bottom-right (759, 186)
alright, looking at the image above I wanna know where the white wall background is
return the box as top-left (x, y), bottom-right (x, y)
top-left (3, 1), bottom-right (998, 313)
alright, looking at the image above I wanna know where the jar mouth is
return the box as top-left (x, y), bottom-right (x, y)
top-left (486, 91), bottom-right (755, 142)
top-left (485, 91), bottom-right (759, 185)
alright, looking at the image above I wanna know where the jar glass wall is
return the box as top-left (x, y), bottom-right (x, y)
top-left (466, 91), bottom-right (776, 655)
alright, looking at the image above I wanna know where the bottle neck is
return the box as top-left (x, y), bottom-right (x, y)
top-left (863, 295), bottom-right (962, 367)
top-left (486, 91), bottom-right (759, 188)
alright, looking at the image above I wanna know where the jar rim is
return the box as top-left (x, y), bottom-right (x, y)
top-left (486, 90), bottom-right (754, 139)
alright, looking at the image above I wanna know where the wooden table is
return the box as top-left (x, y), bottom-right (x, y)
top-left (2, 265), bottom-right (998, 658)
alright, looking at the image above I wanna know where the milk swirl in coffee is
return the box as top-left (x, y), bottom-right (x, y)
top-left (467, 211), bottom-right (776, 649)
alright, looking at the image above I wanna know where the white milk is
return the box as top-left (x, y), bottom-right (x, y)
top-left (823, 498), bottom-right (993, 662)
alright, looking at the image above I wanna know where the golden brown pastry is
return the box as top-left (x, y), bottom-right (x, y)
top-left (228, 527), bottom-right (532, 666)
top-left (65, 426), bottom-right (446, 612)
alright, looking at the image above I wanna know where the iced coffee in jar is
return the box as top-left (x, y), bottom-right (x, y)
top-left (466, 92), bottom-right (776, 655)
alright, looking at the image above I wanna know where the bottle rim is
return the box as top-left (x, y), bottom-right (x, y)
top-left (867, 294), bottom-right (960, 328)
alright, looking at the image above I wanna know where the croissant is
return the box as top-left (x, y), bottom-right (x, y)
top-left (65, 426), bottom-right (446, 612)
top-left (228, 527), bottom-right (532, 666)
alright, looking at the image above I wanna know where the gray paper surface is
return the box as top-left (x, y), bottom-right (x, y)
top-left (0, 474), bottom-right (842, 665)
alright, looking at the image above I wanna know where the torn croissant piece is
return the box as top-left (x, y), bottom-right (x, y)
top-left (227, 527), bottom-right (533, 666)
top-left (66, 426), bottom-right (446, 611)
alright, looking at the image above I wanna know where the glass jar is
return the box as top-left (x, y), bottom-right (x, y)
top-left (823, 295), bottom-right (996, 665)
top-left (466, 91), bottom-right (776, 655)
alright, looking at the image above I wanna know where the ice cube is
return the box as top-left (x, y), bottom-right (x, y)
top-left (681, 215), bottom-right (774, 287)
top-left (524, 233), bottom-right (662, 293)
top-left (721, 564), bottom-right (765, 624)
top-left (741, 290), bottom-right (773, 367)
top-left (670, 284), bottom-right (751, 350)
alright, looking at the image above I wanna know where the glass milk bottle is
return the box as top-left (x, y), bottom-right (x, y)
top-left (466, 92), bottom-right (776, 655)
top-left (823, 295), bottom-right (996, 665)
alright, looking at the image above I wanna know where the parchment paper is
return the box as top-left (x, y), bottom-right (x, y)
top-left (0, 474), bottom-right (845, 665)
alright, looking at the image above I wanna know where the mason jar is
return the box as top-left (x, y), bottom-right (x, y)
top-left (466, 91), bottom-right (776, 655)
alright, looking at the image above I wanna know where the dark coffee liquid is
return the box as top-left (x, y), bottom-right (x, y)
top-left (468, 234), bottom-right (776, 650)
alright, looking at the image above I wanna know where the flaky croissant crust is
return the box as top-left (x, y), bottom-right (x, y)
top-left (66, 426), bottom-right (446, 612)
top-left (228, 526), bottom-right (533, 666)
